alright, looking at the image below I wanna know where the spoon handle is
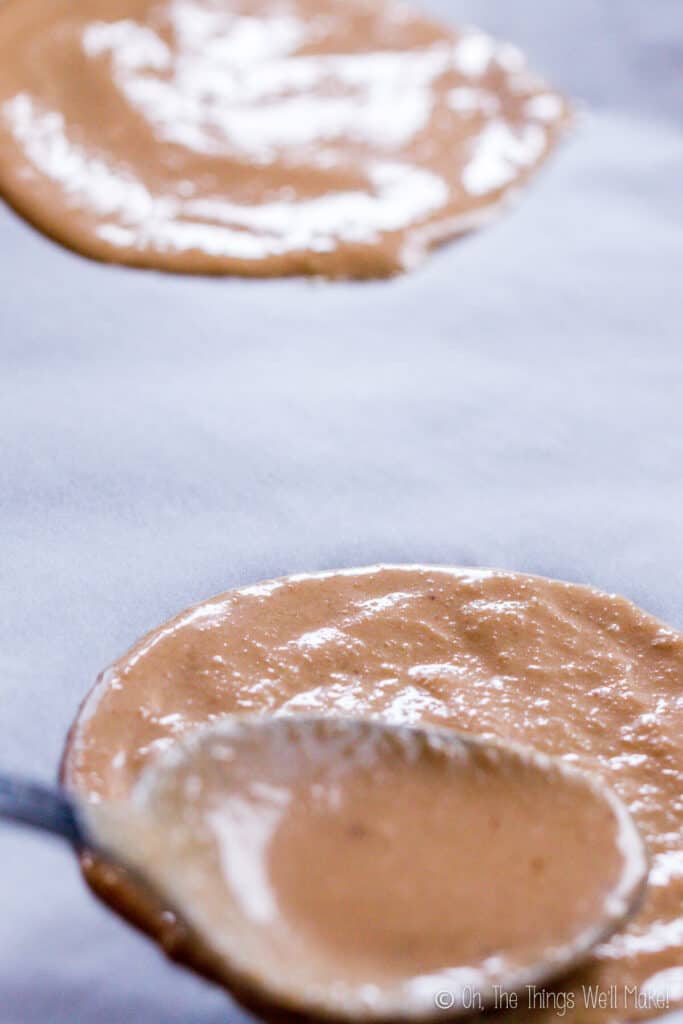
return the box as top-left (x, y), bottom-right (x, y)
top-left (0, 774), bottom-right (83, 845)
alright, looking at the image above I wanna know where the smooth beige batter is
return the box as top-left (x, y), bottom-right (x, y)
top-left (63, 566), bottom-right (683, 1021)
top-left (63, 565), bottom-right (683, 1019)
top-left (86, 716), bottom-right (646, 1021)
top-left (0, 0), bottom-right (569, 278)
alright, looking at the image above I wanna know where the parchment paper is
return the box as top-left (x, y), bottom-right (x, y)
top-left (1, 2), bottom-right (682, 1021)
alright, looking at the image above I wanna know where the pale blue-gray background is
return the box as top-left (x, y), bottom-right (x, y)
top-left (1, 2), bottom-right (682, 1021)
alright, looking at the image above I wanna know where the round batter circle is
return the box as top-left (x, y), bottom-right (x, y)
top-left (0, 0), bottom-right (570, 277)
top-left (62, 565), bottom-right (683, 1024)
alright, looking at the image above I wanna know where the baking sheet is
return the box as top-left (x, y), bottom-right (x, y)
top-left (1, 1), bottom-right (682, 1021)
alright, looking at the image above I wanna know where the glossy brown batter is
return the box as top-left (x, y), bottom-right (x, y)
top-left (63, 566), bottom-right (683, 1022)
top-left (0, 0), bottom-right (569, 278)
top-left (86, 717), bottom-right (647, 1021)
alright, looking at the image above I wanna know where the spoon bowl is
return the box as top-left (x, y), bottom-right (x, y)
top-left (1, 715), bottom-right (648, 1022)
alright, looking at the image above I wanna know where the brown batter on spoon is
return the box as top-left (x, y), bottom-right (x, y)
top-left (86, 716), bottom-right (647, 1021)
top-left (63, 566), bottom-right (683, 1022)
top-left (0, 0), bottom-right (569, 278)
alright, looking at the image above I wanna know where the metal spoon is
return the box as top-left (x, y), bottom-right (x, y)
top-left (0, 717), bottom-right (649, 1022)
